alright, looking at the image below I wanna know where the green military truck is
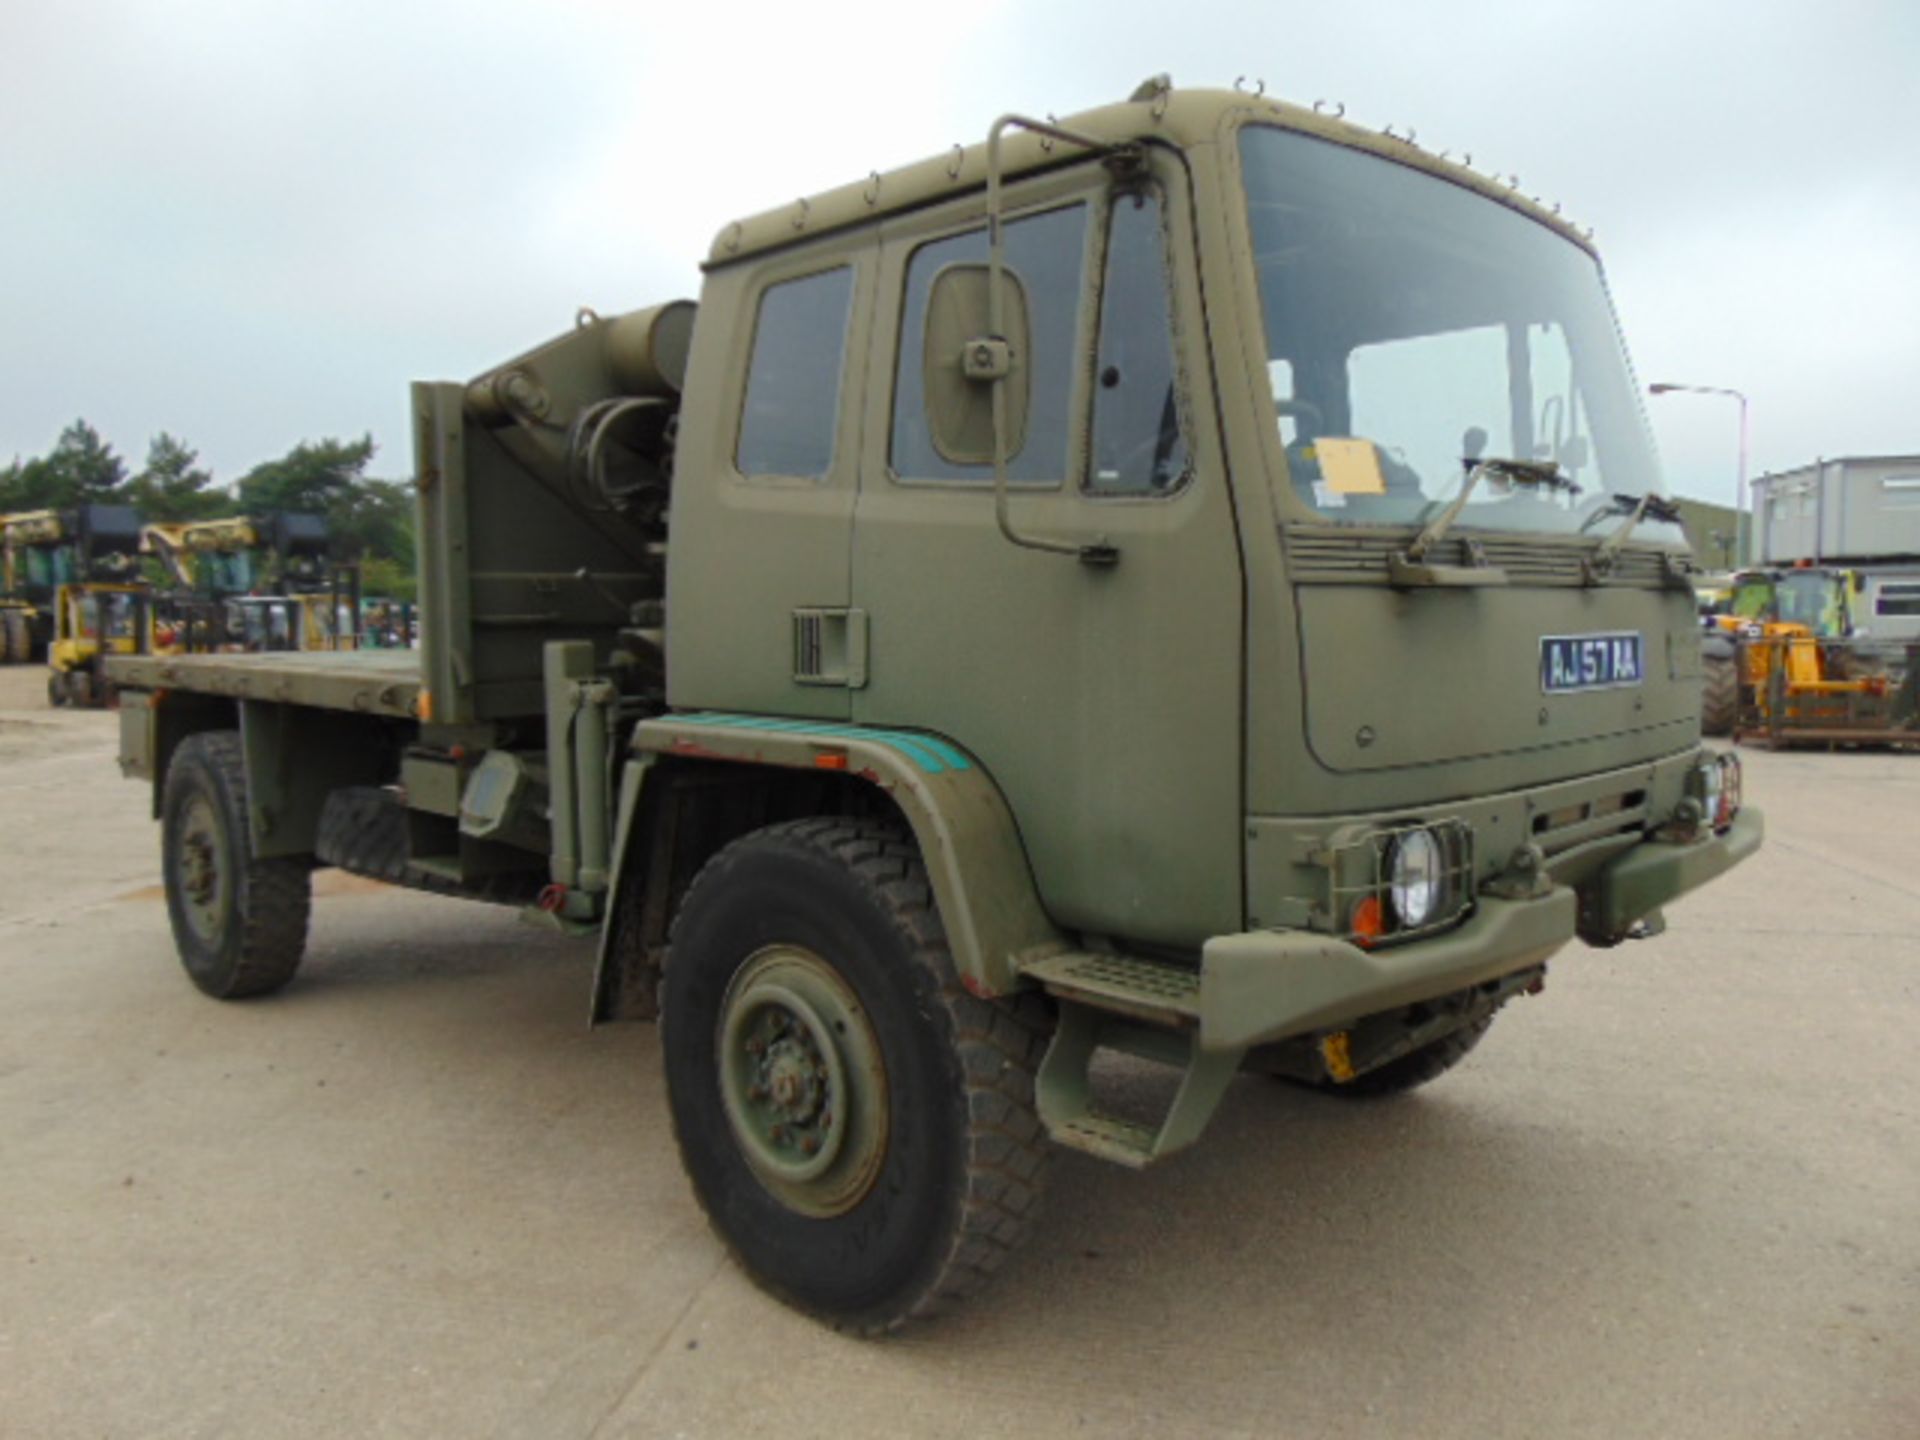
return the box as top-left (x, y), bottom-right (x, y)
top-left (107, 79), bottom-right (1761, 1333)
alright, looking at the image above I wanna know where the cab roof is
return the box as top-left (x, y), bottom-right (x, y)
top-left (707, 79), bottom-right (1594, 268)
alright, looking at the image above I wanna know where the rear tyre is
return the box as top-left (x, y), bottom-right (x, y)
top-left (660, 817), bottom-right (1050, 1334)
top-left (1312, 1016), bottom-right (1494, 1098)
top-left (68, 670), bottom-right (94, 710)
top-left (47, 671), bottom-right (68, 708)
top-left (1701, 652), bottom-right (1738, 737)
top-left (161, 731), bottom-right (311, 998)
top-left (2, 611), bottom-right (26, 663)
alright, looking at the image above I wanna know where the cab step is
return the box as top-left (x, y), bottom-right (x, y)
top-left (1022, 950), bottom-right (1240, 1168)
top-left (1019, 950), bottom-right (1201, 1029)
top-left (1033, 1004), bottom-right (1241, 1168)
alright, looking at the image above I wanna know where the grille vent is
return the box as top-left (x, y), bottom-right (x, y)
top-left (790, 608), bottom-right (868, 688)
top-left (1284, 524), bottom-right (1680, 588)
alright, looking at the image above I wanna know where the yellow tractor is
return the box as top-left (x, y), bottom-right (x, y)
top-left (1705, 566), bottom-right (1919, 747)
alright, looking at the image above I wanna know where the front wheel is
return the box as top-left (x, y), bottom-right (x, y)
top-left (1701, 651), bottom-right (1739, 737)
top-left (660, 818), bottom-right (1050, 1334)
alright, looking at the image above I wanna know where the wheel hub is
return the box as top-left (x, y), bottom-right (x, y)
top-left (182, 833), bottom-right (217, 903)
top-left (173, 795), bottom-right (227, 941)
top-left (718, 947), bottom-right (888, 1217)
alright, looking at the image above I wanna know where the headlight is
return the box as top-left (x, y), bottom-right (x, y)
top-left (1387, 829), bottom-right (1443, 929)
top-left (1689, 752), bottom-right (1741, 832)
top-left (1699, 761), bottom-right (1724, 826)
top-left (1715, 753), bottom-right (1742, 829)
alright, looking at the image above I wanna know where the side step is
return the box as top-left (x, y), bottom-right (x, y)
top-left (1022, 952), bottom-right (1239, 1169)
top-left (1020, 951), bottom-right (1201, 1028)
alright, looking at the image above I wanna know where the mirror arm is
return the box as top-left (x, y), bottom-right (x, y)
top-left (986, 113), bottom-right (1121, 567)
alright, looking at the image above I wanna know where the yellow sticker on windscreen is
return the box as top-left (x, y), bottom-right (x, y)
top-left (1316, 438), bottom-right (1386, 495)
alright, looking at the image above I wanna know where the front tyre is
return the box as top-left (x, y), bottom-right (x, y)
top-left (660, 818), bottom-right (1049, 1334)
top-left (1701, 651), bottom-right (1739, 737)
top-left (160, 731), bottom-right (311, 998)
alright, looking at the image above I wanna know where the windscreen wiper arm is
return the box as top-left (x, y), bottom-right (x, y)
top-left (1586, 491), bottom-right (1685, 578)
top-left (1403, 456), bottom-right (1577, 563)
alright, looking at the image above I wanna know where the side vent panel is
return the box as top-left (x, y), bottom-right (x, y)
top-left (792, 608), bottom-right (868, 688)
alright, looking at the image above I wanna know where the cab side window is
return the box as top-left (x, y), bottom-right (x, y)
top-left (1089, 191), bottom-right (1187, 496)
top-left (891, 203), bottom-right (1087, 484)
top-left (736, 266), bottom-right (855, 478)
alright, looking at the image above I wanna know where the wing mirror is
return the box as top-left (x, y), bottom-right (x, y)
top-left (923, 263), bottom-right (1031, 466)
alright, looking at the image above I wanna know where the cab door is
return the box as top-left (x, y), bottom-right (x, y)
top-left (849, 152), bottom-right (1245, 947)
top-left (665, 241), bottom-right (874, 719)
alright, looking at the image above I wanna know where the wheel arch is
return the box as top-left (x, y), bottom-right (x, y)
top-left (128, 690), bottom-right (239, 819)
top-left (130, 693), bottom-right (401, 856)
top-left (591, 713), bottom-right (1064, 1023)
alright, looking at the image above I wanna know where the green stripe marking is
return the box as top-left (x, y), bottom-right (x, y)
top-left (670, 712), bottom-right (972, 775)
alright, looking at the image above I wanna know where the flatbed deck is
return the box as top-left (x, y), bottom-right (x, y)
top-left (106, 649), bottom-right (422, 719)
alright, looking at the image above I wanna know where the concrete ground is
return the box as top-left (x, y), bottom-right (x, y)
top-left (1, 662), bottom-right (1915, 1440)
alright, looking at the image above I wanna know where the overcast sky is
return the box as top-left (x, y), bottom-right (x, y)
top-left (2, 0), bottom-right (1914, 510)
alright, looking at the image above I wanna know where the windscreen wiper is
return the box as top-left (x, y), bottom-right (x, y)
top-left (1585, 490), bottom-right (1686, 580)
top-left (1391, 456), bottom-right (1577, 587)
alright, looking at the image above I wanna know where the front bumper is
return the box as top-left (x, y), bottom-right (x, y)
top-left (1195, 805), bottom-right (1764, 1052)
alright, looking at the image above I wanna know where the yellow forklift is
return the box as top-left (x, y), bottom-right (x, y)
top-left (2, 506), bottom-right (151, 706)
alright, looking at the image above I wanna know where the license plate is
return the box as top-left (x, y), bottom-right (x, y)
top-left (1540, 632), bottom-right (1645, 694)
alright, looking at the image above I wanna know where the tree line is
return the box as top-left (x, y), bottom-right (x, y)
top-left (1, 420), bottom-right (415, 601)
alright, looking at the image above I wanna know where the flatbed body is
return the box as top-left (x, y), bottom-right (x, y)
top-left (107, 649), bottom-right (421, 720)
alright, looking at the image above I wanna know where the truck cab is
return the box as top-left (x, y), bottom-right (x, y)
top-left (660, 86), bottom-right (1743, 967)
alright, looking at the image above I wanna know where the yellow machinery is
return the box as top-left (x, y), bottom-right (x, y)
top-left (1712, 568), bottom-right (1920, 747)
top-left (141, 513), bottom-right (359, 654)
top-left (3, 506), bottom-right (147, 704)
top-left (47, 581), bottom-right (152, 707)
top-left (1, 510), bottom-right (66, 664)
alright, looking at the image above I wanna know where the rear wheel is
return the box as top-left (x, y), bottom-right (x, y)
top-left (1701, 651), bottom-right (1738, 736)
top-left (161, 731), bottom-right (311, 998)
top-left (47, 671), bottom-right (68, 708)
top-left (660, 817), bottom-right (1050, 1334)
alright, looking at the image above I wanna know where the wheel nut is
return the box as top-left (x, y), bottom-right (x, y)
top-left (747, 1084), bottom-right (767, 1102)
top-left (769, 1125), bottom-right (788, 1146)
top-left (800, 1135), bottom-right (820, 1155)
top-left (746, 1038), bottom-right (764, 1056)
top-left (819, 1111), bottom-right (832, 1130)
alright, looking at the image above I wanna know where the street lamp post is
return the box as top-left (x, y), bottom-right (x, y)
top-left (1648, 382), bottom-right (1750, 567)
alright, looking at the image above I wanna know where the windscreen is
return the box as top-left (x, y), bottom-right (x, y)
top-left (201, 551), bottom-right (256, 596)
top-left (1775, 571), bottom-right (1846, 636)
top-left (1241, 125), bottom-right (1683, 546)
